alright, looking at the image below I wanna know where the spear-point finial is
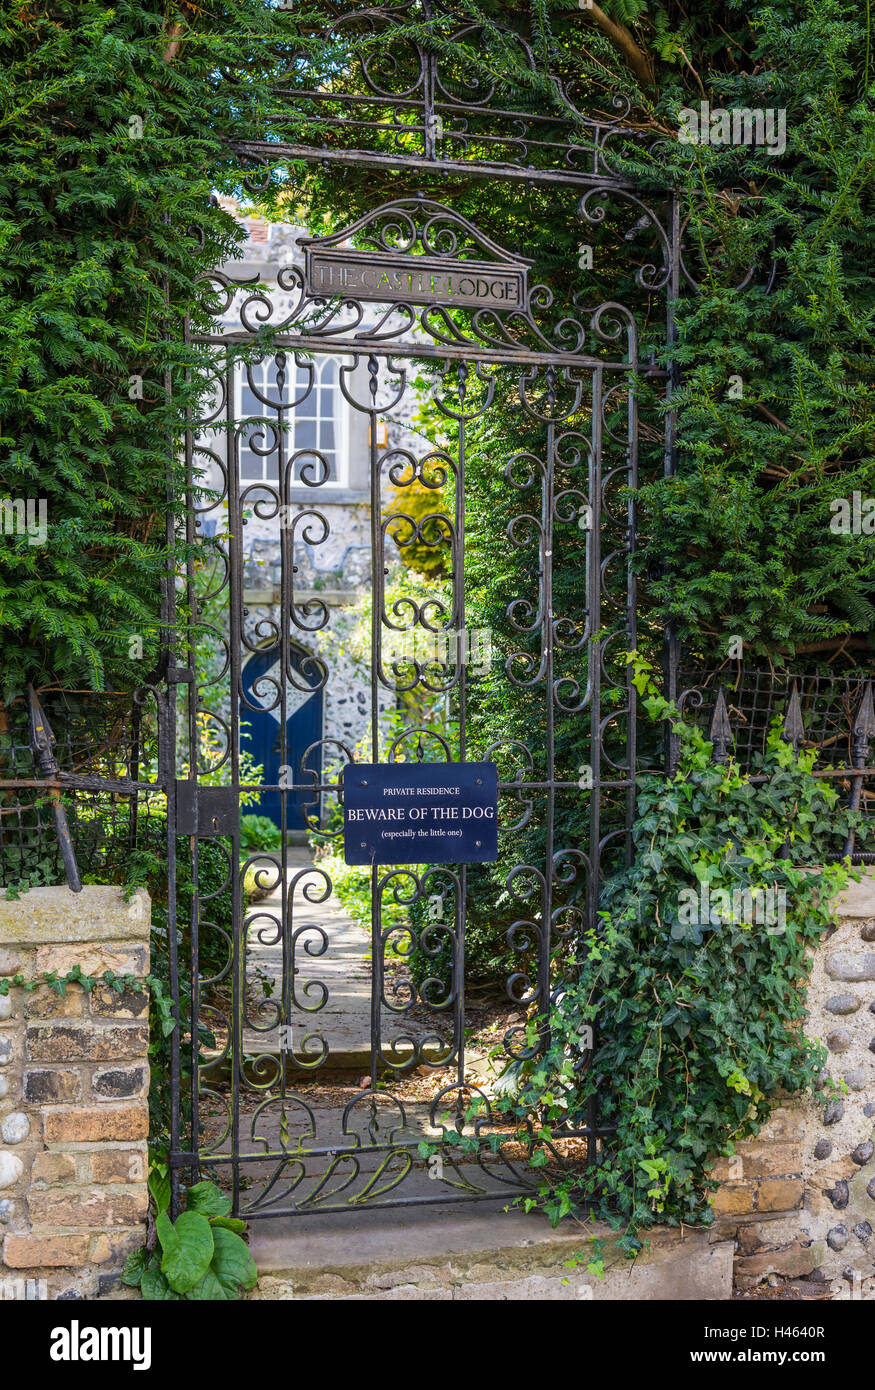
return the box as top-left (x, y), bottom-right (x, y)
top-left (26, 685), bottom-right (81, 893)
top-left (709, 688), bottom-right (733, 763)
top-left (782, 683), bottom-right (805, 758)
top-left (851, 680), bottom-right (875, 764)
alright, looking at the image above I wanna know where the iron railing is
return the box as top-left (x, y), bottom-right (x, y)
top-left (0, 687), bottom-right (161, 891)
top-left (4, 668), bottom-right (870, 887)
top-left (676, 668), bottom-right (874, 863)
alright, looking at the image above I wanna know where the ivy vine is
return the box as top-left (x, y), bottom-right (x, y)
top-left (0, 967), bottom-right (176, 1038)
top-left (425, 657), bottom-right (861, 1247)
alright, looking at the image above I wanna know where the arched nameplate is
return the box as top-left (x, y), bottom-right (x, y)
top-left (302, 198), bottom-right (531, 311)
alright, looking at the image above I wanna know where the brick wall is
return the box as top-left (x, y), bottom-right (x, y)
top-left (0, 886), bottom-right (150, 1299)
top-left (712, 872), bottom-right (875, 1298)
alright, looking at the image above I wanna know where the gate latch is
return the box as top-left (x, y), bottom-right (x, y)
top-left (175, 783), bottom-right (238, 836)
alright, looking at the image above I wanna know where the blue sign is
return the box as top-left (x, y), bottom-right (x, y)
top-left (343, 762), bottom-right (498, 865)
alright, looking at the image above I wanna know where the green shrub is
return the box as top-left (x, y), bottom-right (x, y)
top-left (240, 815), bottom-right (283, 855)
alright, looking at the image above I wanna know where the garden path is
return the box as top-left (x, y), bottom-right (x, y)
top-left (242, 846), bottom-right (433, 1069)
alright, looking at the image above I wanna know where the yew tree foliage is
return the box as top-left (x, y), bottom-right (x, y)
top-left (3, 1), bottom-right (870, 686)
top-left (632, 4), bottom-right (875, 665)
top-left (0, 0), bottom-right (293, 699)
top-left (301, 0), bottom-right (875, 667)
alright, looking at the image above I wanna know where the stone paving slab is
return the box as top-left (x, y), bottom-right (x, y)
top-left (248, 1202), bottom-right (734, 1300)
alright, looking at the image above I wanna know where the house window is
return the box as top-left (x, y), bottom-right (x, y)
top-left (237, 354), bottom-right (347, 489)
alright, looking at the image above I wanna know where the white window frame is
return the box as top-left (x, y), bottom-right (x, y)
top-left (235, 353), bottom-right (349, 490)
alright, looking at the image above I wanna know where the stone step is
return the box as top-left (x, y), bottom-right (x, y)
top-left (247, 1201), bottom-right (734, 1300)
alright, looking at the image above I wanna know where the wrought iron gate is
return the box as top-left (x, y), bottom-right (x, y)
top-left (165, 1), bottom-right (677, 1217)
top-left (0, 0), bottom-right (868, 1220)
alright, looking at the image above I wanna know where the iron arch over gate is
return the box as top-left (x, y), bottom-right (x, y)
top-left (166, 3), bottom-right (683, 1218)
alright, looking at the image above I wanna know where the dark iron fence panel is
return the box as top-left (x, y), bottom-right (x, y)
top-left (675, 668), bottom-right (874, 863)
top-left (0, 689), bottom-right (161, 891)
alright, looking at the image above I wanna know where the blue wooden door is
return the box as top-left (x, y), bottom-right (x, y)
top-left (240, 644), bottom-right (323, 830)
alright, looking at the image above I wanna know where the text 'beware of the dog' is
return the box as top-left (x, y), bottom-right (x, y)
top-left (343, 762), bottom-right (498, 865)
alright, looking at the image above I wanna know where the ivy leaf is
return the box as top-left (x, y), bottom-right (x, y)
top-left (725, 1068), bottom-right (753, 1096)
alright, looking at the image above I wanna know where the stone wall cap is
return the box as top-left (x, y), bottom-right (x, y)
top-left (832, 871), bottom-right (875, 918)
top-left (0, 887), bottom-right (150, 946)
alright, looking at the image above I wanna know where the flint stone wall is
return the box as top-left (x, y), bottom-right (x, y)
top-left (712, 872), bottom-right (875, 1298)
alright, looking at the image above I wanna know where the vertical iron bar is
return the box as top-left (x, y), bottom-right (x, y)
top-left (588, 368), bottom-right (603, 937)
top-left (663, 192), bottom-right (681, 774)
top-left (586, 368), bottom-right (603, 1165)
top-left (127, 698), bottom-right (141, 854)
top-left (422, 0), bottom-right (436, 161)
top-left (456, 377), bottom-right (467, 1093)
top-left (370, 860), bottom-right (382, 1096)
top-left (779, 684), bottom-right (805, 859)
top-left (625, 331), bottom-right (639, 868)
top-left (227, 356), bottom-right (244, 1215)
top-left (184, 328), bottom-right (200, 1188)
top-left (368, 359), bottom-right (381, 1093)
top-left (279, 358), bottom-right (292, 1097)
top-left (844, 681), bottom-right (875, 860)
top-left (541, 410), bottom-right (555, 1050)
top-left (163, 217), bottom-right (182, 1220)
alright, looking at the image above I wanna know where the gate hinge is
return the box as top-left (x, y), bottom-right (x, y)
top-left (175, 783), bottom-right (238, 836)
